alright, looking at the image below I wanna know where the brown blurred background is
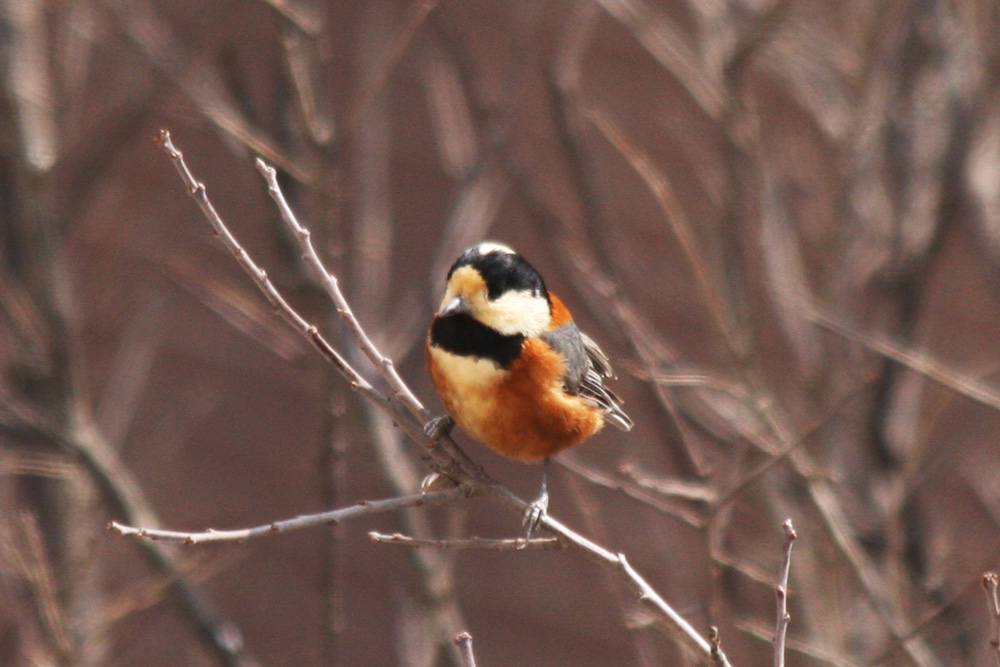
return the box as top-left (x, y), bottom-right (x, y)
top-left (4, 0), bottom-right (1000, 665)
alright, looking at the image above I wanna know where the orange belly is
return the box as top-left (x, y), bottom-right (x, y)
top-left (428, 337), bottom-right (604, 462)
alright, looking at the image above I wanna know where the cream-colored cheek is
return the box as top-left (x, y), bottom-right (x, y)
top-left (477, 290), bottom-right (550, 337)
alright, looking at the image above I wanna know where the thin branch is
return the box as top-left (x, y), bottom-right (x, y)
top-left (109, 1), bottom-right (310, 181)
top-left (154, 129), bottom-right (728, 666)
top-left (1, 512), bottom-right (74, 662)
top-left (157, 128), bottom-right (474, 484)
top-left (156, 131), bottom-right (408, 431)
top-left (369, 532), bottom-right (562, 551)
top-left (775, 519), bottom-right (796, 667)
top-left (109, 490), bottom-right (467, 544)
top-left (557, 455), bottom-right (706, 528)
top-left (586, 108), bottom-right (742, 356)
top-left (807, 478), bottom-right (941, 666)
top-left (736, 618), bottom-right (864, 667)
top-left (253, 152), bottom-right (481, 477)
top-left (708, 626), bottom-right (734, 667)
top-left (1, 399), bottom-right (249, 665)
top-left (615, 551), bottom-right (714, 659)
top-left (257, 0), bottom-right (323, 35)
top-left (454, 631), bottom-right (477, 667)
top-left (593, 0), bottom-right (727, 120)
top-left (259, 99), bottom-right (473, 659)
top-left (983, 573), bottom-right (1000, 667)
top-left (348, 0), bottom-right (438, 131)
top-left (495, 491), bottom-right (716, 661)
top-left (805, 304), bottom-right (1000, 412)
top-left (662, 349), bottom-right (939, 663)
top-left (672, 351), bottom-right (940, 664)
top-left (254, 158), bottom-right (427, 423)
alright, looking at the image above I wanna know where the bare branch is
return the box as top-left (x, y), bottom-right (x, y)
top-left (0, 512), bottom-right (73, 662)
top-left (454, 631), bottom-right (477, 667)
top-left (369, 532), bottom-right (562, 551)
top-left (253, 157), bottom-right (483, 480)
top-left (348, 0), bottom-right (438, 130)
top-left (586, 109), bottom-right (742, 356)
top-left (156, 131), bottom-right (406, 429)
top-left (594, 0), bottom-right (727, 119)
top-left (735, 618), bottom-right (865, 666)
top-left (257, 0), bottom-right (323, 35)
top-left (984, 573), bottom-right (1000, 667)
top-left (109, 2), bottom-right (309, 181)
top-left (775, 519), bottom-right (797, 667)
top-left (558, 455), bottom-right (706, 528)
top-left (804, 304), bottom-right (1000, 412)
top-left (531, 521), bottom-right (715, 662)
top-left (155, 130), bottom-right (733, 666)
top-left (109, 489), bottom-right (468, 544)
top-left (708, 626), bottom-right (734, 667)
top-left (254, 158), bottom-right (428, 423)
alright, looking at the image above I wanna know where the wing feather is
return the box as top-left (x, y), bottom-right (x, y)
top-left (541, 324), bottom-right (633, 432)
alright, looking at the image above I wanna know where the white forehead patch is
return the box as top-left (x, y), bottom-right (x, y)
top-left (474, 241), bottom-right (515, 256)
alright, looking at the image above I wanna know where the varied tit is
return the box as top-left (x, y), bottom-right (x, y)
top-left (426, 242), bottom-right (632, 534)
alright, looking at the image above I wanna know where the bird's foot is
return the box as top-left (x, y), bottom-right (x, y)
top-left (522, 489), bottom-right (549, 540)
top-left (424, 415), bottom-right (455, 440)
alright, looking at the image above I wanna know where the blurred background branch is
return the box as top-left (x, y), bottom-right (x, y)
top-left (3, 0), bottom-right (1000, 665)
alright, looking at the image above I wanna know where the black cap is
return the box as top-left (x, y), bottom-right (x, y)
top-left (448, 244), bottom-right (547, 301)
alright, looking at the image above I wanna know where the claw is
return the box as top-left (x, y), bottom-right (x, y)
top-left (424, 415), bottom-right (455, 440)
top-left (522, 489), bottom-right (549, 539)
top-left (521, 457), bottom-right (551, 540)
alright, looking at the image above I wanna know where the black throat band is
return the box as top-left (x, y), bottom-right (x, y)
top-left (430, 313), bottom-right (524, 368)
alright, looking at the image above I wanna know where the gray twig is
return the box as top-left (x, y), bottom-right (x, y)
top-left (109, 490), bottom-right (467, 544)
top-left (254, 158), bottom-right (428, 424)
top-left (368, 532), bottom-right (562, 551)
top-left (145, 129), bottom-right (732, 666)
top-left (983, 573), bottom-right (1000, 667)
top-left (775, 519), bottom-right (797, 667)
top-left (708, 626), bottom-right (734, 667)
top-left (454, 631), bottom-right (477, 667)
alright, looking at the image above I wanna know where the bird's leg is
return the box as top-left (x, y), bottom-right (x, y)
top-left (523, 457), bottom-right (550, 538)
top-left (424, 415), bottom-right (455, 440)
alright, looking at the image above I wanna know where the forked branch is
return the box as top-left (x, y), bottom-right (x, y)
top-left (108, 490), bottom-right (467, 544)
top-left (125, 129), bottom-right (730, 666)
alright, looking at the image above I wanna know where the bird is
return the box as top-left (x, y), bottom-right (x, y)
top-left (426, 241), bottom-right (633, 535)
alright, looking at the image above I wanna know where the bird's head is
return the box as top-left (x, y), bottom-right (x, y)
top-left (436, 242), bottom-right (551, 337)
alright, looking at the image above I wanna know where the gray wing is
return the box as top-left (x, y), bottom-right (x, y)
top-left (541, 324), bottom-right (633, 432)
